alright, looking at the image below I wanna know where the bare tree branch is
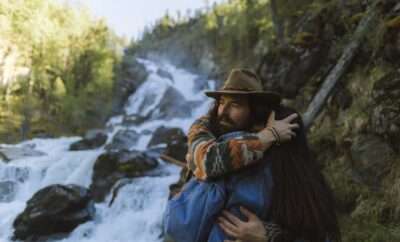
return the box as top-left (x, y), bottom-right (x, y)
top-left (303, 1), bottom-right (381, 130)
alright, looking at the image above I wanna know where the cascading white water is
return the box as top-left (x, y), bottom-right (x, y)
top-left (0, 58), bottom-right (215, 242)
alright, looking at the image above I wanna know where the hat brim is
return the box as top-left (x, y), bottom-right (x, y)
top-left (204, 90), bottom-right (282, 105)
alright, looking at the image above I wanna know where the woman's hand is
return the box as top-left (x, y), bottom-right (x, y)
top-left (218, 206), bottom-right (267, 242)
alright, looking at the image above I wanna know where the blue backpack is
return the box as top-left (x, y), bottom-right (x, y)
top-left (163, 131), bottom-right (274, 242)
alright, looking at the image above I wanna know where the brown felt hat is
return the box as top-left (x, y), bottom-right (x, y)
top-left (205, 68), bottom-right (282, 105)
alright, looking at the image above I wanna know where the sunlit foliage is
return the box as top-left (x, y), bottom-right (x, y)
top-left (0, 0), bottom-right (122, 142)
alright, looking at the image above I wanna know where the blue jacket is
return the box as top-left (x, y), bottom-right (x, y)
top-left (163, 131), bottom-right (332, 242)
top-left (163, 131), bottom-right (274, 242)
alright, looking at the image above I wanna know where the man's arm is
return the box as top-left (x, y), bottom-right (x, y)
top-left (186, 115), bottom-right (276, 180)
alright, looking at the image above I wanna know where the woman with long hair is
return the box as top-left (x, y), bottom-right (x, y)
top-left (203, 96), bottom-right (341, 242)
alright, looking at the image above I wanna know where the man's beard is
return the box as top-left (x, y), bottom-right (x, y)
top-left (215, 115), bottom-right (245, 136)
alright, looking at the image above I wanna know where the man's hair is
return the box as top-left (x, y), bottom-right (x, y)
top-left (207, 97), bottom-right (341, 242)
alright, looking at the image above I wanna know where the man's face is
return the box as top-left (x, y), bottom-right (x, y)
top-left (216, 94), bottom-right (251, 135)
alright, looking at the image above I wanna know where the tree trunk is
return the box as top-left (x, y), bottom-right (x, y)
top-left (303, 2), bottom-right (380, 130)
top-left (270, 0), bottom-right (285, 45)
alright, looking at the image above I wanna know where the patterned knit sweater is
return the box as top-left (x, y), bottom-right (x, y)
top-left (187, 115), bottom-right (267, 180)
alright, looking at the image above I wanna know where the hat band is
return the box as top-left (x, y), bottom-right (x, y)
top-left (223, 87), bottom-right (256, 92)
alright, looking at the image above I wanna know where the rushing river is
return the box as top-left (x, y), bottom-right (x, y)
top-left (0, 58), bottom-right (215, 242)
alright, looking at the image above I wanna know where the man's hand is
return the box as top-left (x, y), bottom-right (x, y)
top-left (218, 207), bottom-right (267, 242)
top-left (257, 111), bottom-right (299, 149)
top-left (266, 111), bottom-right (299, 142)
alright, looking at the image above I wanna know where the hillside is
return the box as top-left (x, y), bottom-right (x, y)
top-left (122, 0), bottom-right (400, 241)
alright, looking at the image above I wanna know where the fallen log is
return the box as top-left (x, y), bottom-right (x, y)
top-left (160, 154), bottom-right (186, 167)
top-left (303, 1), bottom-right (381, 130)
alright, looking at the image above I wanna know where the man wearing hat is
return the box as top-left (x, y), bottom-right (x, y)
top-left (185, 68), bottom-right (299, 241)
top-left (187, 68), bottom-right (298, 180)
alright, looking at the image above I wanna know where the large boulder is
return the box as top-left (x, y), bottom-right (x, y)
top-left (156, 68), bottom-right (174, 81)
top-left (370, 71), bottom-right (400, 151)
top-left (124, 79), bottom-right (193, 122)
top-left (69, 129), bottom-right (108, 151)
top-left (147, 126), bottom-right (188, 162)
top-left (89, 149), bottom-right (158, 202)
top-left (105, 129), bottom-right (140, 151)
top-left (12, 184), bottom-right (95, 241)
top-left (154, 86), bottom-right (193, 120)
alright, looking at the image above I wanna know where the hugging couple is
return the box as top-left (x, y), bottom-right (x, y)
top-left (163, 69), bottom-right (341, 242)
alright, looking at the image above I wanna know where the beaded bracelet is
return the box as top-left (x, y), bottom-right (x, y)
top-left (272, 127), bottom-right (282, 145)
top-left (267, 127), bottom-right (281, 146)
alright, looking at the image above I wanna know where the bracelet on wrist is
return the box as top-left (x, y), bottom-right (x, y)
top-left (267, 127), bottom-right (281, 146)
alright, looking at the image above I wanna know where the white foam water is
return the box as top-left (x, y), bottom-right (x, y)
top-left (0, 58), bottom-right (216, 242)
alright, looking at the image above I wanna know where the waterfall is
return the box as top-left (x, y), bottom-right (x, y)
top-left (0, 58), bottom-right (215, 242)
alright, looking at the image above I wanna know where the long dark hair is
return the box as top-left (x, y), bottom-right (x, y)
top-left (207, 96), bottom-right (341, 242)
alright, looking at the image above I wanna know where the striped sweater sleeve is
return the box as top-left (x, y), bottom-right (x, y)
top-left (187, 115), bottom-right (266, 180)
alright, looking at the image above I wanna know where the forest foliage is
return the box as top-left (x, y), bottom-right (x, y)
top-left (0, 0), bottom-right (123, 142)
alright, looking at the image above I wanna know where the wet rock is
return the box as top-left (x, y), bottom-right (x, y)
top-left (105, 129), bottom-right (140, 151)
top-left (69, 129), bottom-right (108, 151)
top-left (370, 71), bottom-right (400, 151)
top-left (0, 180), bottom-right (16, 202)
top-left (123, 81), bottom-right (191, 122)
top-left (22, 233), bottom-right (69, 242)
top-left (350, 134), bottom-right (395, 187)
top-left (192, 76), bottom-right (210, 92)
top-left (122, 114), bottom-right (147, 126)
top-left (151, 86), bottom-right (192, 120)
top-left (90, 149), bottom-right (158, 202)
top-left (111, 56), bottom-right (148, 115)
top-left (12, 184), bottom-right (95, 241)
top-left (122, 114), bottom-right (148, 126)
top-left (147, 126), bottom-right (188, 162)
top-left (156, 68), bottom-right (174, 81)
top-left (108, 178), bottom-right (133, 207)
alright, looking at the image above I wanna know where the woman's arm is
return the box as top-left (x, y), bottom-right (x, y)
top-left (186, 115), bottom-right (276, 180)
